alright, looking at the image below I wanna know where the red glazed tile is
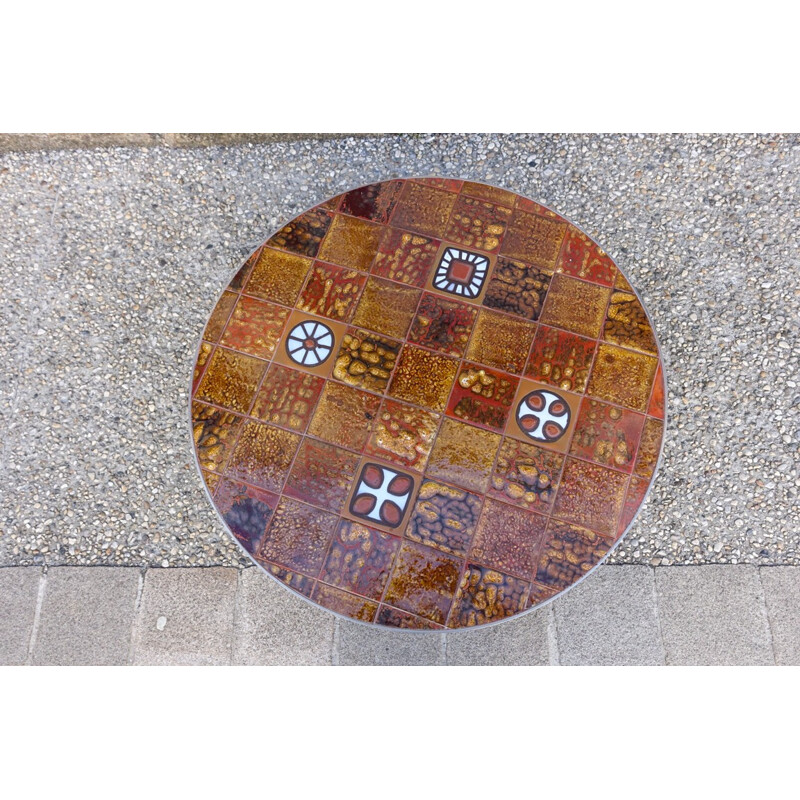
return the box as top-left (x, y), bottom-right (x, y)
top-left (307, 380), bottom-right (381, 452)
top-left (224, 420), bottom-right (301, 493)
top-left (649, 363), bottom-right (665, 419)
top-left (587, 343), bottom-right (658, 412)
top-left (446, 362), bottom-right (519, 432)
top-left (449, 564), bottom-right (531, 628)
top-left (317, 213), bottom-right (384, 271)
top-left (514, 197), bottom-right (567, 220)
top-left (365, 398), bottom-right (440, 471)
top-left (251, 363), bottom-right (324, 432)
top-left (539, 273), bottom-right (611, 339)
top-left (500, 209), bottom-right (568, 270)
top-left (214, 477), bottom-right (279, 555)
top-left (406, 292), bottom-right (477, 357)
top-left (488, 437), bottom-right (564, 513)
top-left (556, 228), bottom-right (617, 286)
top-left (283, 438), bottom-right (360, 512)
top-left (296, 261), bottom-right (367, 322)
top-left (633, 417), bottom-right (663, 479)
top-left (444, 195), bottom-right (512, 253)
top-left (524, 325), bottom-right (597, 394)
top-left (220, 295), bottom-right (290, 360)
top-left (338, 180), bottom-right (403, 224)
top-left (413, 177), bottom-right (463, 193)
top-left (371, 227), bottom-right (440, 287)
top-left (535, 519), bottom-right (612, 591)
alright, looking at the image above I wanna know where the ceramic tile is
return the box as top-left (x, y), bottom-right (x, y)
top-left (539, 273), bottom-right (611, 339)
top-left (220, 296), bottom-right (290, 360)
top-left (296, 261), bottom-right (367, 322)
top-left (618, 475), bottom-right (649, 537)
top-left (191, 402), bottom-right (243, 473)
top-left (500, 209), bottom-right (567, 270)
top-left (603, 291), bottom-right (658, 354)
top-left (462, 181), bottom-right (517, 207)
top-left (524, 325), bottom-right (596, 394)
top-left (406, 479), bottom-right (483, 558)
top-left (535, 519), bottom-right (612, 591)
top-left (449, 564), bottom-right (531, 628)
top-left (230, 247), bottom-right (260, 291)
top-left (406, 292), bottom-right (476, 357)
top-left (317, 213), bottom-right (384, 272)
top-left (371, 228), bottom-right (440, 287)
top-left (365, 398), bottom-right (439, 471)
top-left (243, 247), bottom-right (313, 306)
top-left (351, 276), bottom-right (420, 340)
top-left (614, 269), bottom-right (634, 291)
top-left (528, 581), bottom-right (561, 608)
top-left (633, 417), bottom-right (663, 479)
top-left (250, 363), bottom-right (324, 432)
top-left (465, 309), bottom-right (537, 374)
top-left (192, 341), bottom-right (213, 394)
top-left (586, 343), bottom-right (658, 412)
top-left (483, 256), bottom-right (551, 320)
top-left (387, 345), bottom-right (459, 413)
top-left (446, 362), bottom-right (519, 432)
top-left (514, 197), bottom-right (566, 220)
top-left (214, 477), bottom-right (279, 555)
top-left (444, 195), bottom-right (512, 253)
top-left (505, 378), bottom-right (582, 454)
top-left (311, 583), bottom-right (379, 622)
top-left (267, 207), bottom-right (332, 257)
top-left (224, 420), bottom-right (301, 493)
top-left (332, 328), bottom-right (401, 393)
top-left (201, 470), bottom-right (220, 495)
top-left (649, 363), bottom-right (665, 419)
top-left (425, 418), bottom-right (502, 494)
top-left (195, 347), bottom-right (267, 414)
top-left (415, 177), bottom-right (463, 193)
top-left (344, 459), bottom-right (419, 533)
top-left (391, 182), bottom-right (458, 238)
top-left (203, 291), bottom-right (237, 342)
top-left (272, 311), bottom-right (347, 378)
top-left (339, 180), bottom-right (403, 224)
top-left (426, 242), bottom-right (494, 304)
top-left (283, 438), bottom-right (360, 512)
top-left (376, 605), bottom-right (444, 629)
top-left (257, 560), bottom-right (316, 599)
top-left (488, 437), bottom-right (564, 512)
top-left (307, 381), bottom-right (381, 452)
top-left (556, 229), bottom-right (616, 286)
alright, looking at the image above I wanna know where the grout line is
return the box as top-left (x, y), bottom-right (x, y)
top-left (127, 568), bottom-right (146, 666)
top-left (756, 566), bottom-right (778, 666)
top-left (26, 568), bottom-right (47, 666)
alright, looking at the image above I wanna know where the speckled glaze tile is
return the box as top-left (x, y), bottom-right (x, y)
top-left (190, 178), bottom-right (665, 628)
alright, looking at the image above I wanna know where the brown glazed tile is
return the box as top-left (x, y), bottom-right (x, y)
top-left (489, 437), bottom-right (564, 512)
top-left (524, 325), bottom-right (597, 394)
top-left (387, 345), bottom-right (459, 413)
top-left (528, 581), bottom-right (561, 608)
top-left (462, 181), bottom-right (517, 208)
top-left (296, 261), bottom-right (367, 322)
top-left (406, 292), bottom-right (477, 357)
top-left (214, 477), bottom-right (279, 554)
top-left (192, 341), bottom-right (214, 394)
top-left (446, 363), bottom-right (519, 432)
top-left (332, 328), bottom-right (401, 393)
top-left (267, 207), bottom-right (333, 258)
top-left (587, 343), bottom-right (658, 412)
top-left (339, 180), bottom-right (403, 224)
top-left (465, 309), bottom-right (537, 374)
top-left (319, 519), bottom-right (402, 600)
top-left (649, 363), bottom-right (665, 419)
top-left (444, 195), bottom-right (512, 253)
top-left (603, 291), bottom-right (658, 354)
top-left (376, 605), bottom-right (444, 629)
top-left (505, 378), bottom-right (582, 454)
top-left (195, 347), bottom-right (266, 414)
top-left (243, 247), bottom-right (313, 306)
top-left (191, 402), bottom-right (243, 473)
top-left (499, 209), bottom-right (567, 270)
top-left (257, 560), bottom-right (316, 599)
top-left (449, 564), bottom-right (530, 628)
top-left (618, 474), bottom-right (649, 537)
top-left (203, 291), bottom-right (237, 342)
top-left (556, 229), bottom-right (617, 286)
top-left (633, 417), bottom-right (663, 479)
top-left (251, 363), bottom-right (324, 432)
top-left (426, 418), bottom-right (502, 494)
top-left (317, 214), bottom-right (384, 272)
top-left (406, 479), bottom-right (483, 558)
top-left (312, 583), bottom-right (379, 622)
top-left (483, 256), bottom-right (552, 320)
top-left (535, 519), bottom-right (612, 592)
top-left (344, 459), bottom-right (419, 534)
top-left (391, 182), bottom-right (458, 239)
top-left (220, 296), bottom-right (290, 359)
top-left (317, 194), bottom-right (344, 212)
top-left (257, 497), bottom-right (338, 574)
top-left (365, 398), bottom-right (440, 471)
top-left (614, 269), bottom-right (634, 292)
top-left (224, 420), bottom-right (301, 493)
top-left (569, 398), bottom-right (647, 473)
top-left (351, 277), bottom-right (420, 340)
top-left (284, 439), bottom-right (360, 512)
top-left (469, 498), bottom-right (548, 579)
top-left (382, 541), bottom-right (463, 624)
top-left (201, 470), bottom-right (220, 495)
top-left (539, 273), bottom-right (611, 339)
top-left (371, 228), bottom-right (440, 287)
top-left (307, 381), bottom-right (381, 452)
top-left (230, 247), bottom-right (260, 291)
top-left (552, 457), bottom-right (628, 537)
top-left (273, 311), bottom-right (346, 378)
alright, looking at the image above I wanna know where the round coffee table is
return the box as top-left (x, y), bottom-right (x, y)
top-left (190, 178), bottom-right (665, 629)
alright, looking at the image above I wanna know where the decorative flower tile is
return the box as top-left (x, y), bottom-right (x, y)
top-left (371, 228), bottom-right (440, 287)
top-left (250, 363), bottom-right (324, 432)
top-left (344, 459), bottom-right (419, 533)
top-left (317, 213), bottom-right (384, 272)
top-left (267, 207), bottom-right (333, 258)
top-left (427, 245), bottom-right (492, 302)
top-left (449, 564), bottom-right (530, 628)
top-left (505, 378), bottom-right (582, 454)
top-left (307, 381), bottom-right (381, 452)
top-left (524, 325), bottom-right (596, 394)
top-left (539, 273), bottom-right (611, 339)
top-left (332, 328), bottom-right (401, 393)
top-left (272, 311), bottom-right (347, 378)
top-left (220, 296), bottom-right (290, 360)
top-left (365, 398), bottom-right (439, 471)
top-left (283, 438), bottom-right (360, 512)
top-left (444, 195), bottom-right (512, 253)
top-left (488, 437), bottom-right (564, 512)
top-left (387, 345), bottom-right (459, 413)
top-left (446, 362), bottom-right (519, 432)
top-left (243, 247), bottom-right (313, 306)
top-left (296, 261), bottom-right (367, 322)
top-left (483, 256), bottom-right (551, 320)
top-left (406, 292), bottom-right (476, 357)
top-left (351, 276), bottom-right (420, 340)
top-left (586, 343), bottom-right (658, 412)
top-left (465, 309), bottom-right (537, 374)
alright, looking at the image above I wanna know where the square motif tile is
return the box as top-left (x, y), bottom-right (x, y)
top-left (535, 519), bottom-right (612, 591)
top-left (469, 498), bottom-right (548, 580)
top-left (465, 309), bottom-right (537, 374)
top-left (283, 438), bottom-right (360, 512)
top-left (446, 362), bottom-right (519, 432)
top-left (539, 273), bottom-right (611, 339)
top-left (365, 398), bottom-right (440, 471)
top-left (391, 182), bottom-right (458, 239)
top-left (317, 214), bottom-right (384, 272)
top-left (332, 328), bottom-right (401, 393)
top-left (243, 247), bottom-right (313, 306)
top-left (483, 256), bottom-right (552, 320)
top-left (488, 437), bottom-right (564, 512)
top-left (224, 420), bottom-right (301, 493)
top-left (449, 564), bottom-right (531, 628)
top-left (406, 479), bottom-right (483, 558)
top-left (500, 209), bottom-right (567, 270)
top-left (387, 345), bottom-right (459, 413)
top-left (371, 228), bottom-right (440, 287)
top-left (338, 180), bottom-right (403, 223)
top-left (556, 228), bottom-right (617, 286)
top-left (552, 457), bottom-right (628, 537)
top-left (195, 348), bottom-right (267, 414)
top-left (319, 519), bottom-right (402, 600)
top-left (257, 497), bottom-right (339, 575)
top-left (382, 541), bottom-right (463, 625)
top-left (273, 311), bottom-right (347, 378)
top-left (351, 276), bottom-right (421, 340)
top-left (376, 605), bottom-right (444, 629)
top-left (307, 380), bottom-right (381, 452)
top-left (505, 378), bottom-right (582, 453)
top-left (603, 290), bottom-right (658, 354)
top-left (524, 325), bottom-right (597, 394)
top-left (344, 459), bottom-right (419, 533)
top-left (250, 363), bottom-right (324, 432)
top-left (586, 343), bottom-right (658, 412)
top-left (568, 398), bottom-right (646, 473)
top-left (191, 402), bottom-right (243, 473)
top-left (425, 418), bottom-right (502, 494)
top-left (203, 291), bottom-right (237, 342)
top-left (406, 292), bottom-right (477, 357)
top-left (444, 195), bottom-right (512, 253)
top-left (427, 243), bottom-right (494, 303)
top-left (220, 296), bottom-right (290, 360)
top-left (296, 261), bottom-right (367, 322)
top-left (214, 477), bottom-right (279, 555)
top-left (267, 207), bottom-right (333, 258)
top-left (633, 417), bottom-right (663, 479)
top-left (311, 583), bottom-right (379, 622)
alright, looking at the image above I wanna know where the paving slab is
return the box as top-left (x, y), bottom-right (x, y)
top-left (32, 567), bottom-right (139, 665)
top-left (232, 568), bottom-right (335, 666)
top-left (655, 566), bottom-right (773, 665)
top-left (760, 567), bottom-right (800, 666)
top-left (0, 568), bottom-right (42, 665)
top-left (337, 622), bottom-right (445, 666)
top-left (132, 567), bottom-right (237, 665)
top-left (445, 606), bottom-right (552, 665)
top-left (553, 566), bottom-right (664, 665)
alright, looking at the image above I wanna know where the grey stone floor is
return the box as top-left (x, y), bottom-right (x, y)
top-left (2, 564), bottom-right (796, 665)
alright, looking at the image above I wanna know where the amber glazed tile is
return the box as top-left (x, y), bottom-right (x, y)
top-left (190, 177), bottom-right (665, 628)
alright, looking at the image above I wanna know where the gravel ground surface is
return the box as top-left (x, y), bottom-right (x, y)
top-left (1, 133), bottom-right (798, 568)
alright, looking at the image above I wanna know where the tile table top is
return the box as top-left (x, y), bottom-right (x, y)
top-left (190, 178), bottom-right (665, 630)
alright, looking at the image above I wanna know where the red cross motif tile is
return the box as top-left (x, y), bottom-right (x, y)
top-left (190, 178), bottom-right (665, 628)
